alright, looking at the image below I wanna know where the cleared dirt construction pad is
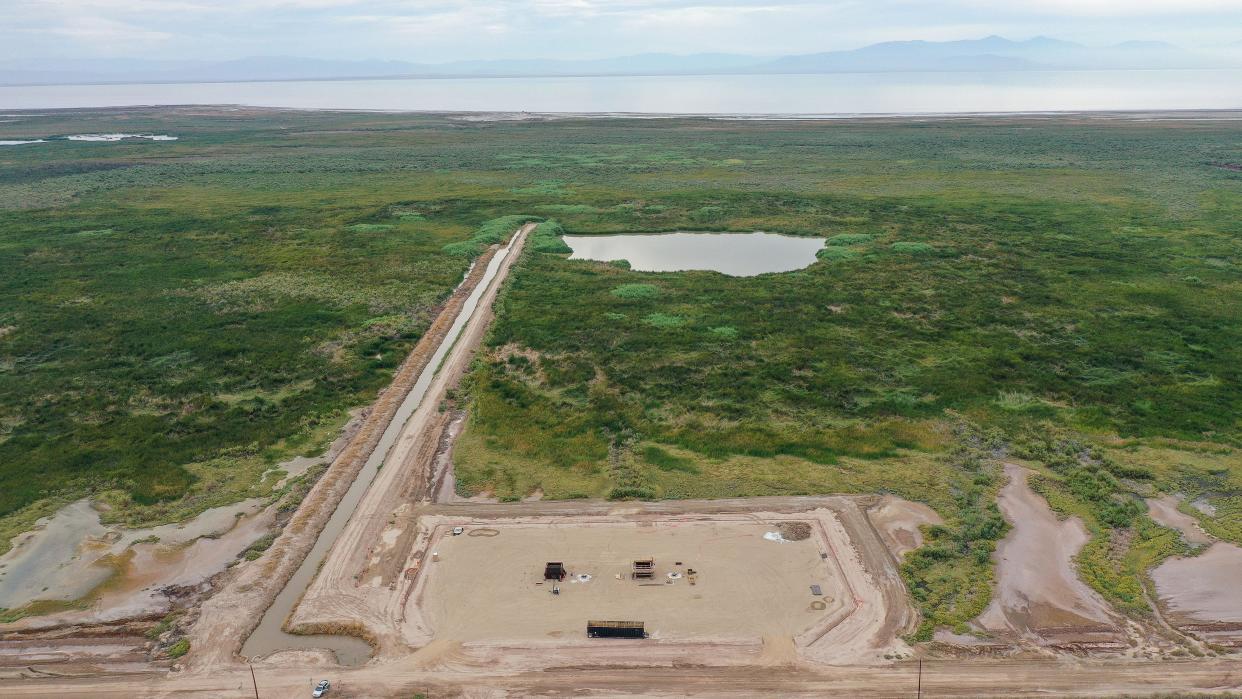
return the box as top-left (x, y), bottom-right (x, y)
top-left (418, 520), bottom-right (838, 642)
top-left (397, 507), bottom-right (908, 664)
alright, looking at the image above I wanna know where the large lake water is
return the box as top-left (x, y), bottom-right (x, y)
top-left (564, 231), bottom-right (824, 276)
top-left (3, 70), bottom-right (1241, 114)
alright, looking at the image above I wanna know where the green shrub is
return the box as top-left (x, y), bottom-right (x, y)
top-left (825, 233), bottom-right (875, 246)
top-left (166, 638), bottom-right (190, 658)
top-left (442, 214), bottom-right (541, 258)
top-left (817, 247), bottom-right (860, 261)
top-left (691, 205), bottom-right (725, 223)
top-left (643, 313), bottom-right (685, 328)
top-left (529, 220), bottom-right (573, 254)
top-left (995, 391), bottom-right (1042, 412)
top-left (642, 445), bottom-right (700, 474)
top-left (240, 532), bottom-right (277, 561)
top-left (890, 241), bottom-right (936, 255)
top-left (608, 486), bottom-right (655, 500)
top-left (611, 283), bottom-right (660, 300)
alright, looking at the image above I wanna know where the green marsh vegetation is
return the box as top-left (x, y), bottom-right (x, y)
top-left (2, 109), bottom-right (1241, 633)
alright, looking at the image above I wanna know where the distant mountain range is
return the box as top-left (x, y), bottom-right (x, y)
top-left (4, 36), bottom-right (1240, 86)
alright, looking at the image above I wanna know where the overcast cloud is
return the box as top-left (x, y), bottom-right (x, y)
top-left (5, 0), bottom-right (1242, 61)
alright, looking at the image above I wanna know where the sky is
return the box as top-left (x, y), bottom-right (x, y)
top-left (5, 0), bottom-right (1242, 62)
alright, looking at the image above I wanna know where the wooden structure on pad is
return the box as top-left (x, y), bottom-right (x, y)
top-left (631, 557), bottom-right (655, 580)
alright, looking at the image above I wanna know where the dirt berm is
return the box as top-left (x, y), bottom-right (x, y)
top-left (185, 239), bottom-right (510, 669)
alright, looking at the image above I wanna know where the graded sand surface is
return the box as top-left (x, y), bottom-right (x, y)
top-left (419, 520), bottom-right (838, 642)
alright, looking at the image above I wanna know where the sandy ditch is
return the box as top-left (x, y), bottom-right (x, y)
top-left (275, 228), bottom-right (535, 664)
top-left (866, 495), bottom-right (942, 559)
top-left (197, 230), bottom-right (527, 670)
top-left (971, 464), bottom-right (1124, 648)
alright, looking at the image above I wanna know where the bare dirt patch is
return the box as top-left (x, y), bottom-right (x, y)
top-left (385, 502), bottom-right (912, 669)
top-left (866, 495), bottom-right (942, 559)
top-left (417, 520), bottom-right (833, 642)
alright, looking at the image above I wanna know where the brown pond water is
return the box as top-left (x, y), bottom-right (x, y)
top-left (1148, 495), bottom-right (1242, 628)
top-left (974, 464), bottom-right (1119, 642)
top-left (1146, 495), bottom-right (1214, 546)
top-left (1151, 543), bottom-right (1242, 624)
top-left (0, 498), bottom-right (268, 615)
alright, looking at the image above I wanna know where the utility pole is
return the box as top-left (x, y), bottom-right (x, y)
top-left (249, 662), bottom-right (260, 699)
top-left (916, 658), bottom-right (923, 699)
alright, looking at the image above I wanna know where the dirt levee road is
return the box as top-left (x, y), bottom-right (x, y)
top-left (187, 232), bottom-right (522, 669)
top-left (284, 223), bottom-right (534, 656)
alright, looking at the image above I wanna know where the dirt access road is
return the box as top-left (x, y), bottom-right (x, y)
top-left (283, 222), bottom-right (535, 654)
top-left (186, 224), bottom-right (536, 668)
top-left (7, 655), bottom-right (1242, 697)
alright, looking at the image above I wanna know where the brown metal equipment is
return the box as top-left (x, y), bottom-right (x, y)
top-left (544, 561), bottom-right (566, 581)
top-left (631, 558), bottom-right (655, 580)
top-left (587, 620), bottom-right (646, 639)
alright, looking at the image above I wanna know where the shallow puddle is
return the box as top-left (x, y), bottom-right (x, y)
top-left (0, 446), bottom-right (326, 614)
top-left (0, 498), bottom-right (268, 612)
top-left (866, 495), bottom-right (942, 559)
top-left (974, 464), bottom-right (1119, 642)
top-left (0, 134), bottom-right (177, 146)
top-left (563, 231), bottom-right (824, 276)
top-left (1152, 543), bottom-right (1242, 624)
top-left (1146, 495), bottom-right (1214, 546)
